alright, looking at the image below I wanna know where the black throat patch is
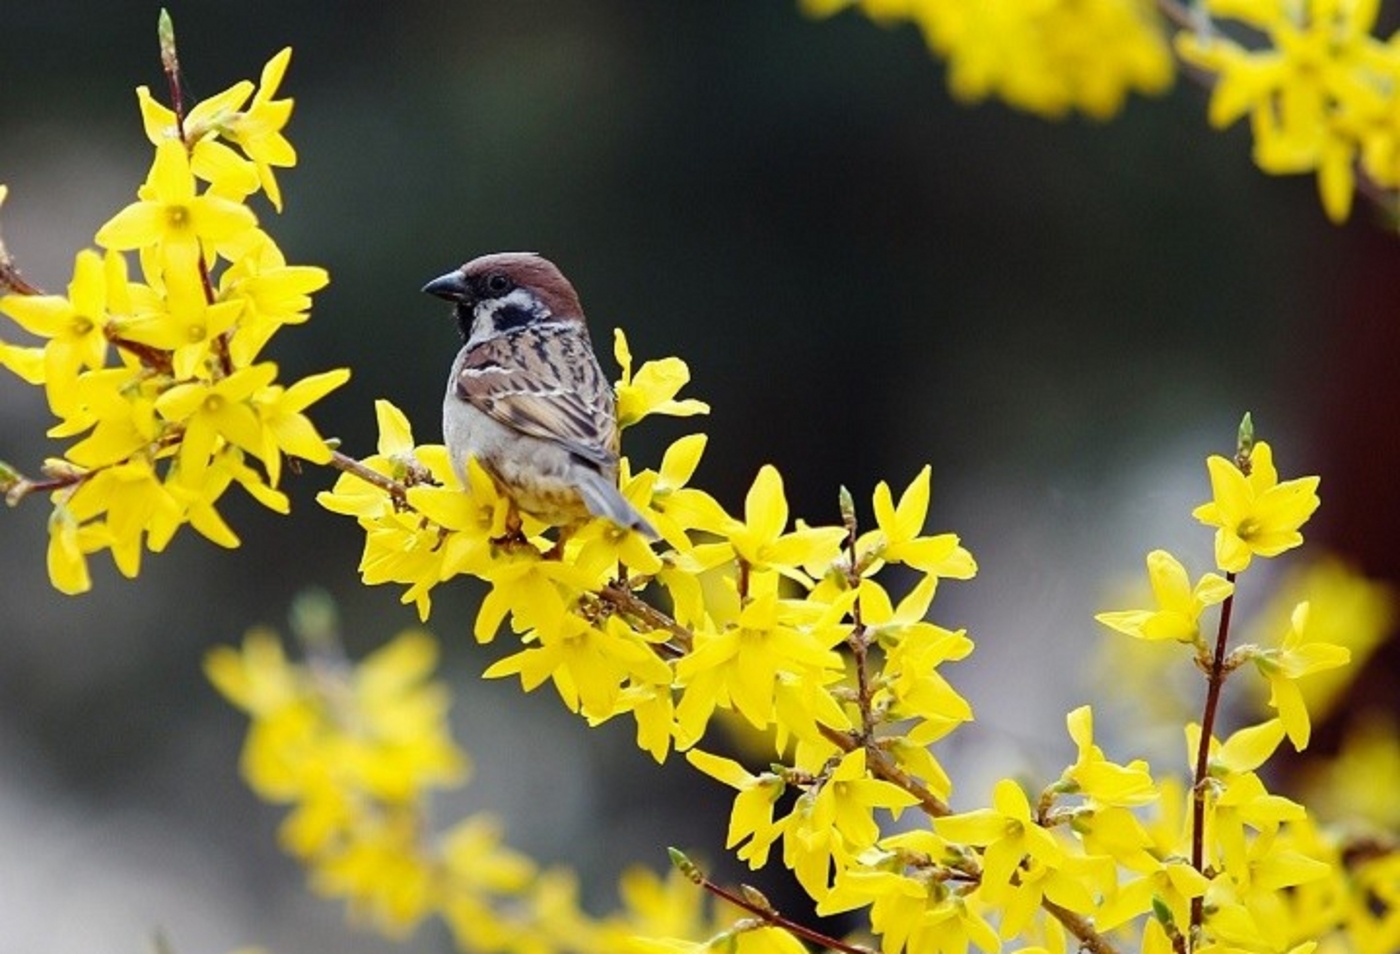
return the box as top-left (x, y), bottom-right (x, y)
top-left (492, 303), bottom-right (538, 334)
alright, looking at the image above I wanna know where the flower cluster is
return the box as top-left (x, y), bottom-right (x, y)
top-left (209, 618), bottom-right (745, 954)
top-left (322, 296), bottom-right (1396, 954)
top-left (1177, 0), bottom-right (1400, 223)
top-left (0, 41), bottom-right (346, 593)
top-left (11, 19), bottom-right (1399, 954)
top-left (802, 0), bottom-right (1174, 119)
top-left (806, 0), bottom-right (1400, 222)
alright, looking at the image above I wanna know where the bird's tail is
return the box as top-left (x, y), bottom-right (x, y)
top-left (576, 469), bottom-right (659, 540)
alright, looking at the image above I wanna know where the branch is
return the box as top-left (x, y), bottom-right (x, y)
top-left (1042, 899), bottom-right (1121, 954)
top-left (1190, 569), bottom-right (1237, 935)
top-left (597, 582), bottom-right (693, 652)
top-left (669, 849), bottom-right (875, 954)
top-left (817, 723), bottom-right (950, 817)
top-left (325, 449), bottom-right (410, 504)
top-left (0, 259), bottom-right (41, 296)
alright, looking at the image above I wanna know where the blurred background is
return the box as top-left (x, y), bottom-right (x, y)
top-left (1, 3), bottom-right (1396, 953)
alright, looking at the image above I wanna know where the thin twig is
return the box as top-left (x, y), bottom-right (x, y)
top-left (1189, 569), bottom-right (1236, 936)
top-left (1043, 899), bottom-right (1121, 954)
top-left (0, 260), bottom-right (42, 296)
top-left (818, 723), bottom-right (950, 818)
top-left (107, 332), bottom-right (174, 375)
top-left (1155, 0), bottom-right (1198, 33)
top-left (842, 505), bottom-right (876, 741)
top-left (325, 450), bottom-right (409, 503)
top-left (598, 582), bottom-right (694, 652)
top-left (672, 852), bottom-right (874, 954)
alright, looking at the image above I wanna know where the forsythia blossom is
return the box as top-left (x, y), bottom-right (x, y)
top-left (211, 624), bottom-right (734, 954)
top-left (802, 0), bottom-right (1173, 119)
top-left (1096, 549), bottom-right (1234, 646)
top-left (1178, 0), bottom-right (1400, 222)
top-left (805, 0), bottom-right (1400, 222)
top-left (1192, 441), bottom-right (1321, 574)
top-left (15, 27), bottom-right (1396, 954)
top-left (0, 46), bottom-right (345, 593)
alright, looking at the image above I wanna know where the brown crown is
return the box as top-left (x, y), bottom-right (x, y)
top-left (460, 252), bottom-right (585, 322)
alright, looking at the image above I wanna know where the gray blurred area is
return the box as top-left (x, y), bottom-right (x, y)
top-left (0, 3), bottom-right (1392, 953)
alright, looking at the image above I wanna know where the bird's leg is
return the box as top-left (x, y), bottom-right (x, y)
top-left (491, 499), bottom-right (529, 547)
top-left (544, 522), bottom-right (578, 561)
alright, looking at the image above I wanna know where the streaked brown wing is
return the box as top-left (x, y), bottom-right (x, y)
top-left (455, 327), bottom-right (618, 469)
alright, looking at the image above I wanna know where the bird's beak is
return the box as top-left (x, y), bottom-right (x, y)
top-left (422, 270), bottom-right (471, 302)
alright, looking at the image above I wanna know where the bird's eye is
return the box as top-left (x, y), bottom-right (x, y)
top-left (485, 273), bottom-right (513, 296)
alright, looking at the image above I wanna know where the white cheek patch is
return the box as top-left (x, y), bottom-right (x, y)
top-left (470, 288), bottom-right (550, 341)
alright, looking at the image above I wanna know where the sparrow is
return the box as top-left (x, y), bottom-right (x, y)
top-left (422, 251), bottom-right (658, 541)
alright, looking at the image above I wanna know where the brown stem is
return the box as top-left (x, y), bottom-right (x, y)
top-left (842, 514), bottom-right (877, 741)
top-left (0, 260), bottom-right (42, 296)
top-left (1155, 0), bottom-right (1198, 33)
top-left (598, 582), bottom-right (693, 652)
top-left (818, 724), bottom-right (950, 817)
top-left (1043, 899), bottom-right (1122, 954)
top-left (107, 332), bottom-right (174, 375)
top-left (325, 450), bottom-right (409, 503)
top-left (161, 16), bottom-right (188, 144)
top-left (692, 869), bottom-right (873, 954)
top-left (1189, 569), bottom-right (1237, 937)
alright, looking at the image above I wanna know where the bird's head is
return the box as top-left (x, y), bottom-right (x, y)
top-left (422, 252), bottom-right (585, 344)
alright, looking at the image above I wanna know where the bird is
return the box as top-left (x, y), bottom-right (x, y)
top-left (422, 252), bottom-right (658, 542)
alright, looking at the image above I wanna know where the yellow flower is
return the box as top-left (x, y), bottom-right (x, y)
top-left (860, 465), bottom-right (977, 579)
top-left (722, 465), bottom-right (848, 578)
top-left (156, 362), bottom-right (278, 487)
top-left (60, 367), bottom-right (164, 468)
top-left (136, 82), bottom-right (260, 199)
top-left (867, 576), bottom-right (975, 740)
top-left (1250, 601), bottom-right (1350, 749)
top-left (675, 572), bottom-right (850, 739)
top-left (0, 338), bottom-right (46, 384)
top-left (484, 613), bottom-right (671, 721)
top-left (251, 366), bottom-right (349, 484)
top-left (936, 778), bottom-right (1065, 905)
top-left (217, 237), bottom-right (329, 365)
top-left (1096, 856), bottom-right (1211, 931)
top-left (65, 456), bottom-right (181, 578)
top-left (317, 400), bottom-right (477, 618)
top-left (621, 433), bottom-right (730, 551)
top-left (686, 749), bottom-right (786, 867)
top-left (1096, 549), bottom-right (1234, 645)
top-left (95, 139), bottom-right (257, 279)
top-left (613, 328), bottom-right (709, 429)
top-left (114, 267), bottom-right (244, 379)
top-left (811, 0), bottom-right (1173, 120)
top-left (0, 249), bottom-right (125, 414)
top-left (225, 48), bottom-right (298, 212)
top-left (1239, 557), bottom-right (1395, 719)
top-left (821, 860), bottom-right (1000, 954)
top-left (1178, 0), bottom-right (1391, 222)
top-left (1192, 441), bottom-right (1320, 573)
top-left (1059, 704), bottom-right (1157, 808)
top-left (208, 626), bottom-right (475, 935)
top-left (46, 503), bottom-right (104, 595)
